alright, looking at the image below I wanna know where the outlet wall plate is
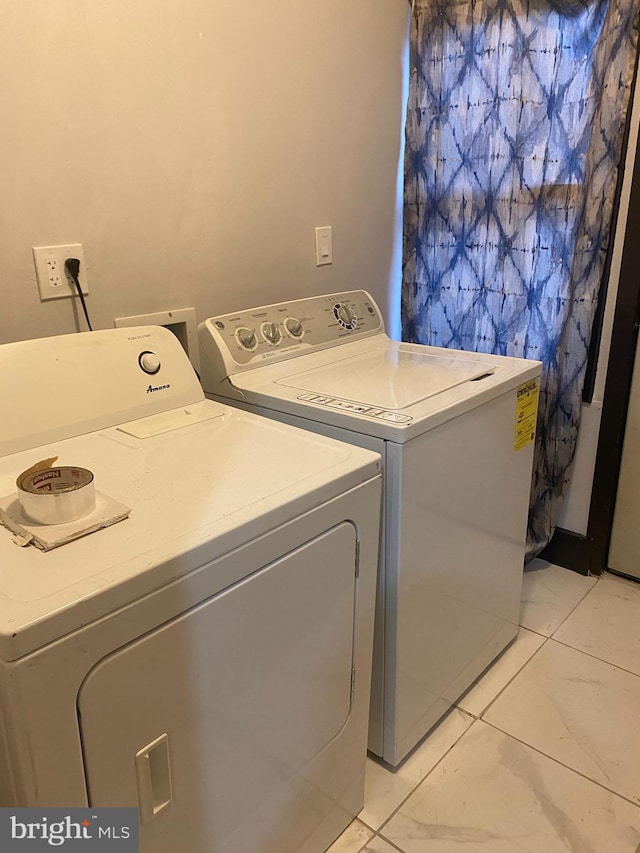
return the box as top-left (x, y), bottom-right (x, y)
top-left (33, 244), bottom-right (88, 301)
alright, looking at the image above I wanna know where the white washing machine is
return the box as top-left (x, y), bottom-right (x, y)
top-left (199, 290), bottom-right (542, 767)
top-left (0, 325), bottom-right (382, 853)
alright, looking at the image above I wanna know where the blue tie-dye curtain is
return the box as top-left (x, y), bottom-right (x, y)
top-left (402, 0), bottom-right (639, 557)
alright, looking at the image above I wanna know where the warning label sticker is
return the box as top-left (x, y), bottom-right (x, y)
top-left (514, 379), bottom-right (539, 451)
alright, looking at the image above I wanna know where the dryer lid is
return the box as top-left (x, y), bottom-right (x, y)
top-left (275, 342), bottom-right (492, 411)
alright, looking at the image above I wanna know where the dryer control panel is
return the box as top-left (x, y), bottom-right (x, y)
top-left (199, 291), bottom-right (384, 377)
top-left (0, 326), bottom-right (204, 457)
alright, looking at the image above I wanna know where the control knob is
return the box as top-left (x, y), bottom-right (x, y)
top-left (261, 322), bottom-right (282, 345)
top-left (236, 327), bottom-right (257, 350)
top-left (139, 351), bottom-right (161, 374)
top-left (334, 303), bottom-right (357, 329)
top-left (284, 317), bottom-right (304, 338)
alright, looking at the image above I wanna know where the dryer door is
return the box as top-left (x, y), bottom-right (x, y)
top-left (78, 522), bottom-right (358, 853)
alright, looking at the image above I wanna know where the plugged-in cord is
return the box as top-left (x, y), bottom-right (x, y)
top-left (64, 257), bottom-right (93, 331)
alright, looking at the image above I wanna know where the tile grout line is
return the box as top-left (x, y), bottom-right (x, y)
top-left (520, 566), bottom-right (600, 641)
top-left (471, 634), bottom-right (551, 721)
top-left (376, 832), bottom-right (405, 852)
top-left (370, 713), bottom-right (479, 837)
top-left (519, 625), bottom-right (553, 639)
top-left (545, 633), bottom-right (640, 680)
top-left (523, 569), bottom-right (640, 675)
top-left (482, 718), bottom-right (640, 812)
top-left (547, 572), bottom-right (602, 638)
top-left (354, 831), bottom-right (406, 853)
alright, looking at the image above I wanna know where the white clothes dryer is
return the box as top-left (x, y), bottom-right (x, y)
top-left (0, 326), bottom-right (382, 853)
top-left (199, 290), bottom-right (542, 766)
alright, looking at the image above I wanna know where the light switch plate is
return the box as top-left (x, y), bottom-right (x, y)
top-left (315, 226), bottom-right (333, 266)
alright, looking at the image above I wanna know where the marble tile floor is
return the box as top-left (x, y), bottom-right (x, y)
top-left (328, 560), bottom-right (640, 853)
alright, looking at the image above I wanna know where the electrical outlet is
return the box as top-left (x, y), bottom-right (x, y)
top-left (33, 244), bottom-right (89, 301)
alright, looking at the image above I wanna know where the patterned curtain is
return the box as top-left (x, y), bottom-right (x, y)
top-left (402, 0), bottom-right (639, 557)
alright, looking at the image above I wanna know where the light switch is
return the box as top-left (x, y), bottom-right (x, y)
top-left (315, 226), bottom-right (333, 266)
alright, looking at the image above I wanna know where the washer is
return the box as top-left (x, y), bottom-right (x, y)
top-left (199, 290), bottom-right (542, 766)
top-left (0, 325), bottom-right (382, 853)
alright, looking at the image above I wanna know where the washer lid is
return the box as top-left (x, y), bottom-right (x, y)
top-left (275, 343), bottom-right (492, 410)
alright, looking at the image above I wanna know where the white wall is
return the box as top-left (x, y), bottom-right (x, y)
top-left (0, 1), bottom-right (409, 345)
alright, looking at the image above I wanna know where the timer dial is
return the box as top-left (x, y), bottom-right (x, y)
top-left (333, 303), bottom-right (357, 330)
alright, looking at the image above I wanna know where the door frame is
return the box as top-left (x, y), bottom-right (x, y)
top-left (542, 124), bottom-right (640, 576)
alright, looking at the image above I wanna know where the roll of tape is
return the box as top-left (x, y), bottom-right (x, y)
top-left (17, 465), bottom-right (96, 525)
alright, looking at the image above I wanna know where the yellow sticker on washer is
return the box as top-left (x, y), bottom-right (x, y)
top-left (514, 379), bottom-right (539, 451)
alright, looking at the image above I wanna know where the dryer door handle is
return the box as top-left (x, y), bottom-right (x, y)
top-left (135, 733), bottom-right (173, 823)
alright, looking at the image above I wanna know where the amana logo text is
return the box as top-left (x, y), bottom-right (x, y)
top-left (146, 383), bottom-right (170, 393)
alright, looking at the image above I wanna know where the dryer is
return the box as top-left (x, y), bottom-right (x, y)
top-left (0, 326), bottom-right (382, 852)
top-left (199, 290), bottom-right (542, 766)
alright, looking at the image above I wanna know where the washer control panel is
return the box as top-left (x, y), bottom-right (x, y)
top-left (200, 290), bottom-right (383, 369)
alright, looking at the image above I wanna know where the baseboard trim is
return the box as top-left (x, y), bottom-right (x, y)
top-left (539, 527), bottom-right (601, 576)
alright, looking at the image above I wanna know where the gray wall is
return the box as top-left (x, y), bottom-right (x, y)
top-left (0, 1), bottom-right (409, 343)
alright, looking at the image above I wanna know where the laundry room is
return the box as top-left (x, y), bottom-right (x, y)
top-left (2, 2), bottom-right (640, 852)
